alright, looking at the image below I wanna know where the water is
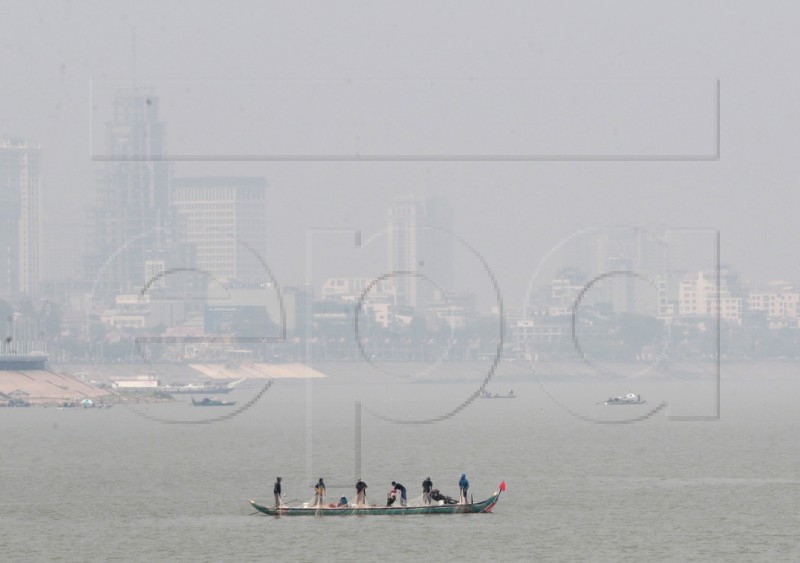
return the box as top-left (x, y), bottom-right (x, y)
top-left (1, 375), bottom-right (799, 561)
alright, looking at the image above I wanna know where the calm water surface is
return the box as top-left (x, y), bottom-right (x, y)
top-left (1, 375), bottom-right (799, 561)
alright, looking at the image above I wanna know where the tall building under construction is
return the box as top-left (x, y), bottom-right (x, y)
top-left (86, 90), bottom-right (176, 295)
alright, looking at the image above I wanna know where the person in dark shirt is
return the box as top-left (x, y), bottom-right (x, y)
top-left (391, 481), bottom-right (407, 507)
top-left (314, 478), bottom-right (326, 507)
top-left (431, 489), bottom-right (457, 505)
top-left (273, 477), bottom-right (282, 508)
top-left (422, 477), bottom-right (433, 505)
top-left (458, 474), bottom-right (469, 504)
top-left (355, 479), bottom-right (368, 506)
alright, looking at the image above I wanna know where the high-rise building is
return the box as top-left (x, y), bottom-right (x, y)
top-left (86, 89), bottom-right (174, 295)
top-left (0, 138), bottom-right (40, 295)
top-left (41, 221), bottom-right (85, 284)
top-left (387, 196), bottom-right (454, 313)
top-left (172, 177), bottom-right (267, 283)
top-left (592, 227), bottom-right (668, 316)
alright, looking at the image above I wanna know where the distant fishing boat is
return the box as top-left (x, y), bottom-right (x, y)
top-left (250, 482), bottom-right (506, 517)
top-left (480, 390), bottom-right (516, 399)
top-left (602, 393), bottom-right (645, 405)
top-left (191, 397), bottom-right (236, 407)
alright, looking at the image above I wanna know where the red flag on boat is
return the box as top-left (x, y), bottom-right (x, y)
top-left (499, 481), bottom-right (506, 492)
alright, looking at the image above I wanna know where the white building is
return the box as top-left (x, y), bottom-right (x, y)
top-left (112, 375), bottom-right (159, 389)
top-left (748, 285), bottom-right (800, 320)
top-left (548, 275), bottom-right (585, 316)
top-left (101, 293), bottom-right (187, 329)
top-left (322, 277), bottom-right (396, 303)
top-left (679, 272), bottom-right (742, 324)
top-left (321, 278), bottom-right (398, 328)
top-left (101, 294), bottom-right (149, 329)
top-left (172, 177), bottom-right (267, 283)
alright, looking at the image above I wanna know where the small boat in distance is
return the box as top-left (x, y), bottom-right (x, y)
top-left (250, 482), bottom-right (505, 516)
top-left (191, 397), bottom-right (236, 407)
top-left (602, 393), bottom-right (645, 405)
top-left (480, 390), bottom-right (516, 399)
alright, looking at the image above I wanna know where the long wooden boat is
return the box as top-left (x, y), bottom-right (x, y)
top-left (250, 481), bottom-right (505, 516)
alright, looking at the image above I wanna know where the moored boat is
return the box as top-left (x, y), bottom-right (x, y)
top-left (602, 393), bottom-right (645, 405)
top-left (163, 383), bottom-right (234, 394)
top-left (191, 397), bottom-right (236, 407)
top-left (250, 482), bottom-right (505, 516)
top-left (480, 390), bottom-right (516, 399)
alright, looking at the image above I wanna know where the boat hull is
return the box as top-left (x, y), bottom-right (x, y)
top-left (250, 491), bottom-right (501, 516)
top-left (191, 398), bottom-right (236, 406)
top-left (604, 401), bottom-right (646, 405)
top-left (165, 387), bottom-right (233, 394)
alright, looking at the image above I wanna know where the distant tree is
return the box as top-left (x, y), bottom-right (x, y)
top-left (150, 323), bottom-right (167, 336)
top-left (616, 313), bottom-right (666, 357)
top-left (0, 299), bottom-right (13, 341)
top-left (88, 321), bottom-right (107, 342)
top-left (38, 300), bottom-right (62, 339)
top-left (408, 316), bottom-right (428, 340)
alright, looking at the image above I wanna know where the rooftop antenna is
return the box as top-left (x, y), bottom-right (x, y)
top-left (131, 26), bottom-right (137, 92)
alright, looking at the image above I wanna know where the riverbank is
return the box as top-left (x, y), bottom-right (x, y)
top-left (0, 369), bottom-right (112, 405)
top-left (46, 359), bottom-right (800, 386)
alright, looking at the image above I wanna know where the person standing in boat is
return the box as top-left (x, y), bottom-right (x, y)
top-left (355, 479), bottom-right (367, 506)
top-left (458, 474), bottom-right (470, 504)
top-left (391, 481), bottom-right (407, 507)
top-left (273, 477), bottom-right (282, 508)
top-left (314, 478), bottom-right (326, 507)
top-left (422, 477), bottom-right (433, 505)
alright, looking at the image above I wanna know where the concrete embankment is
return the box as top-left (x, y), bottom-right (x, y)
top-left (0, 370), bottom-right (111, 404)
top-left (47, 359), bottom-right (799, 390)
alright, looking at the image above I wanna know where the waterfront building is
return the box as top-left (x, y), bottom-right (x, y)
top-left (678, 271), bottom-right (742, 324)
top-left (747, 284), bottom-right (800, 322)
top-left (321, 277), bottom-right (396, 303)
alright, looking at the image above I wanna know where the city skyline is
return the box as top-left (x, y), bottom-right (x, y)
top-left (3, 2), bottom-right (800, 306)
top-left (1, 3), bottom-right (800, 343)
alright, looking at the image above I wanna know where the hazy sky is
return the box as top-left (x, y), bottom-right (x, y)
top-left (2, 1), bottom-right (799, 307)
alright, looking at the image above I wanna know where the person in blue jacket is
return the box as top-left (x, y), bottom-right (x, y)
top-left (458, 474), bottom-right (469, 504)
